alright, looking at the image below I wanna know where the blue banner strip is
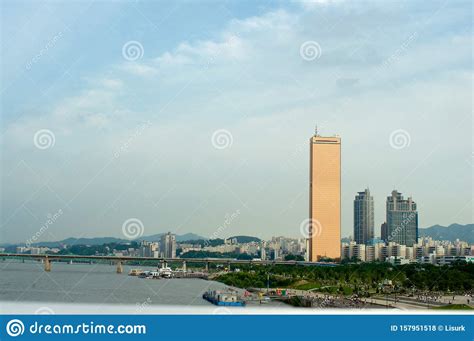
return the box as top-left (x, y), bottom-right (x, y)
top-left (0, 315), bottom-right (473, 340)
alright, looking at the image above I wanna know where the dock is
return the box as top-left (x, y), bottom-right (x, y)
top-left (171, 271), bottom-right (208, 279)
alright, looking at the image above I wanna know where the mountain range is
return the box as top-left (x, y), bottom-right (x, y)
top-left (0, 233), bottom-right (205, 248)
top-left (418, 223), bottom-right (473, 244)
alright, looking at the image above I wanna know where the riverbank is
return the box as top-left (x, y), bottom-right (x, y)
top-left (212, 262), bottom-right (474, 310)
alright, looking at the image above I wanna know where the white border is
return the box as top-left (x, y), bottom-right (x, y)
top-left (1, 302), bottom-right (471, 315)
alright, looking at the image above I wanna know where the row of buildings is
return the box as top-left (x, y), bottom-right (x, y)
top-left (134, 232), bottom-right (177, 258)
top-left (342, 237), bottom-right (474, 265)
top-left (112, 232), bottom-right (177, 259)
top-left (106, 235), bottom-right (307, 261)
top-left (10, 233), bottom-right (473, 266)
top-left (178, 236), bottom-right (307, 261)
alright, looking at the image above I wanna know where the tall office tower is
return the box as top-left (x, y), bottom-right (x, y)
top-left (353, 188), bottom-right (374, 245)
top-left (309, 130), bottom-right (341, 262)
top-left (160, 232), bottom-right (177, 258)
top-left (386, 190), bottom-right (418, 246)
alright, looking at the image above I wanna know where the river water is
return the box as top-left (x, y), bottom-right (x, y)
top-left (0, 260), bottom-right (249, 307)
top-left (1, 261), bottom-right (393, 313)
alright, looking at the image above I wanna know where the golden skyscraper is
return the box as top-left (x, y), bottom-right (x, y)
top-left (309, 132), bottom-right (341, 262)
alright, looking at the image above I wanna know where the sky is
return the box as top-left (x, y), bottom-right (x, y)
top-left (0, 0), bottom-right (472, 244)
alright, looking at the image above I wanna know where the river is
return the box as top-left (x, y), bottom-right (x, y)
top-left (0, 260), bottom-right (251, 307)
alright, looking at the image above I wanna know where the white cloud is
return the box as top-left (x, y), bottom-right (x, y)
top-left (100, 78), bottom-right (124, 90)
top-left (120, 62), bottom-right (159, 77)
top-left (296, 0), bottom-right (346, 11)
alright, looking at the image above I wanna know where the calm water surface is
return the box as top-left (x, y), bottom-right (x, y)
top-left (0, 260), bottom-right (234, 306)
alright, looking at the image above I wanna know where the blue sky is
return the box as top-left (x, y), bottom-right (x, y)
top-left (1, 0), bottom-right (472, 243)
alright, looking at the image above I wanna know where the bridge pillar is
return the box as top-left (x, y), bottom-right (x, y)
top-left (164, 261), bottom-right (168, 268)
top-left (182, 261), bottom-right (187, 273)
top-left (205, 262), bottom-right (209, 272)
top-left (44, 257), bottom-right (51, 272)
top-left (227, 261), bottom-right (231, 272)
top-left (116, 261), bottom-right (123, 274)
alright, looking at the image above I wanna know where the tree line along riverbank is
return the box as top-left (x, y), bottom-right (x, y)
top-left (215, 262), bottom-right (474, 296)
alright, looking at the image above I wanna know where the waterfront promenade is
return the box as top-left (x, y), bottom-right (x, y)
top-left (249, 288), bottom-right (474, 310)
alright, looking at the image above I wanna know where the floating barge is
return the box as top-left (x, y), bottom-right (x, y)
top-left (202, 290), bottom-right (245, 307)
top-left (173, 271), bottom-right (208, 279)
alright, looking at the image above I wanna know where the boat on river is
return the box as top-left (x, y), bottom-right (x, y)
top-left (128, 269), bottom-right (143, 276)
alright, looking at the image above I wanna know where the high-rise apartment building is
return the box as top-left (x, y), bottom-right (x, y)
top-left (309, 132), bottom-right (341, 261)
top-left (139, 241), bottom-right (159, 258)
top-left (160, 232), bottom-right (176, 258)
top-left (385, 190), bottom-right (418, 246)
top-left (353, 188), bottom-right (374, 245)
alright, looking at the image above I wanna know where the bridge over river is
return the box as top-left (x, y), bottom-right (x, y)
top-left (0, 253), bottom-right (337, 273)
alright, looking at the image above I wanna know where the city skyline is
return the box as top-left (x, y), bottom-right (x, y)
top-left (1, 1), bottom-right (472, 244)
top-left (8, 228), bottom-right (473, 266)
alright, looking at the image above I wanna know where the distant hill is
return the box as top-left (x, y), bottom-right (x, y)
top-left (1, 233), bottom-right (206, 248)
top-left (178, 238), bottom-right (225, 247)
top-left (24, 237), bottom-right (128, 248)
top-left (419, 224), bottom-right (474, 243)
top-left (138, 233), bottom-right (205, 242)
top-left (228, 235), bottom-right (261, 243)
